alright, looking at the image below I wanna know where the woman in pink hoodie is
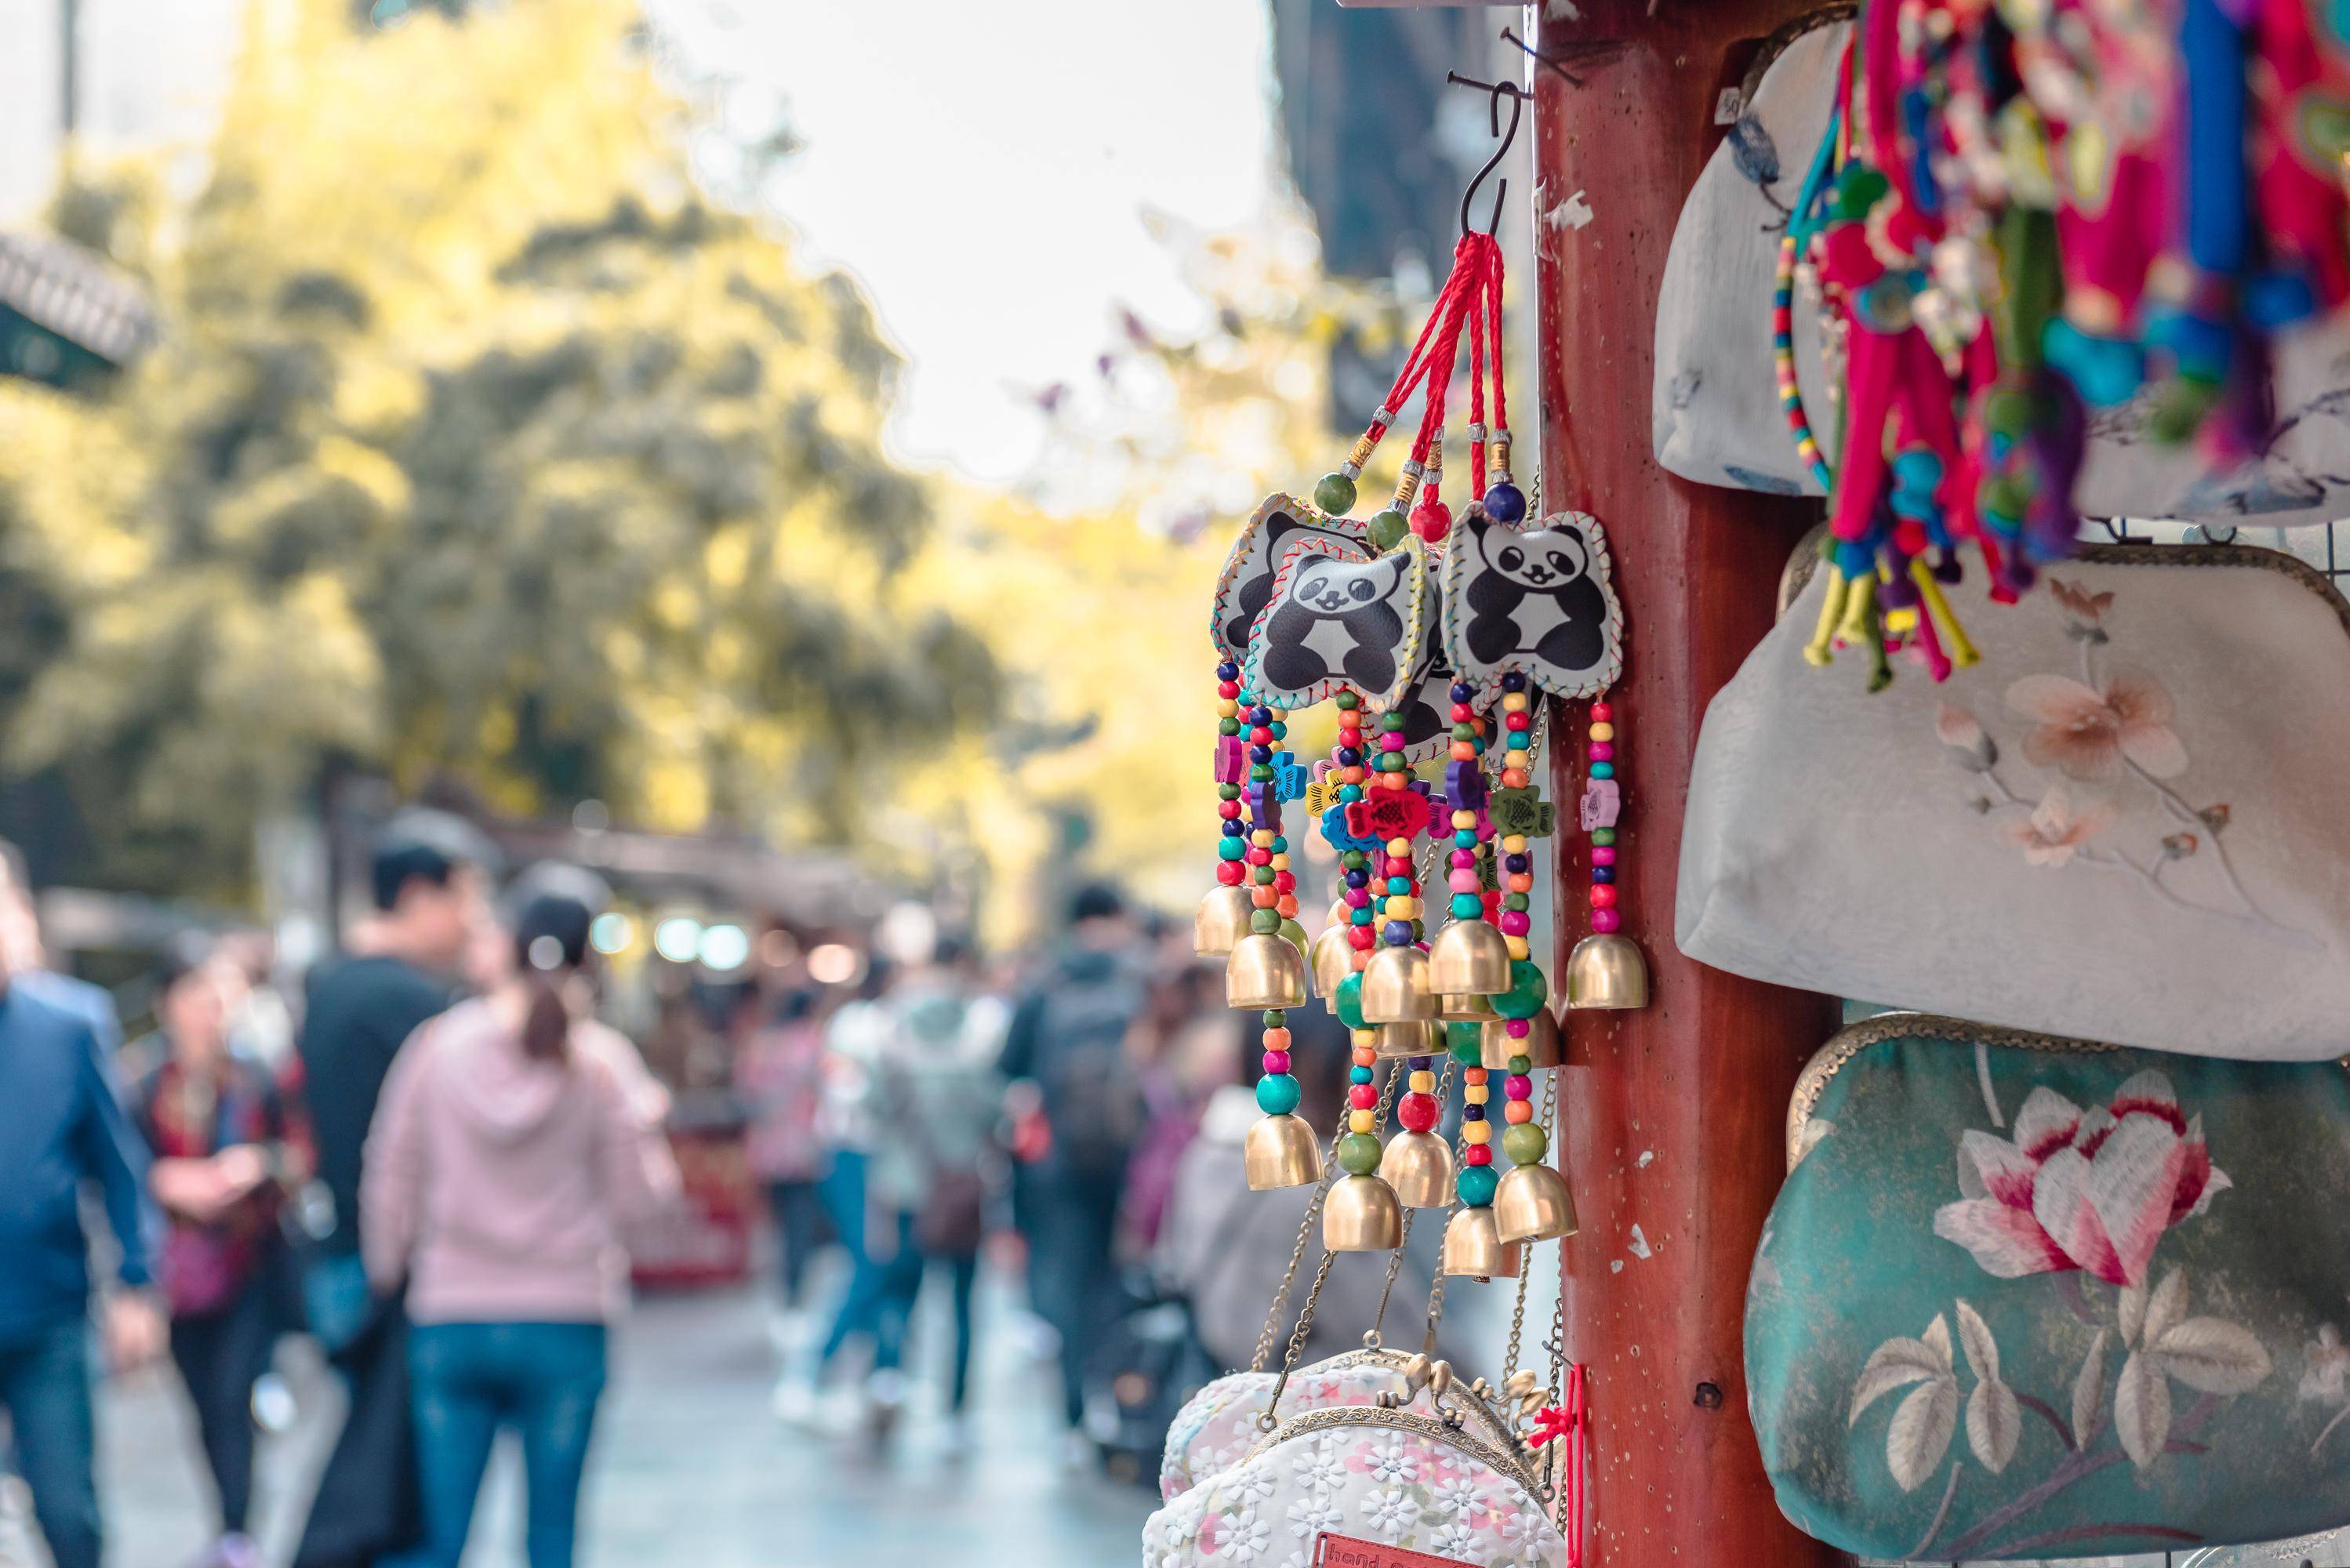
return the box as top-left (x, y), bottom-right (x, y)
top-left (361, 879), bottom-right (678, 1568)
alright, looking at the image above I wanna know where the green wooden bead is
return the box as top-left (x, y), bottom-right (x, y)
top-left (1335, 972), bottom-right (1366, 1033)
top-left (1338, 1132), bottom-right (1383, 1176)
top-left (1502, 1123), bottom-right (1549, 1165)
top-left (1491, 960), bottom-right (1550, 1021)
top-left (1315, 472), bottom-right (1358, 516)
top-left (1250, 908), bottom-right (1280, 935)
top-left (1368, 508), bottom-right (1409, 550)
top-left (1446, 1022), bottom-right (1484, 1064)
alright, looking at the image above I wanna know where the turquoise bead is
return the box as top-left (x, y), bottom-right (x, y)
top-left (1454, 830), bottom-right (1476, 848)
top-left (1456, 1165), bottom-right (1499, 1206)
top-left (1450, 893), bottom-right (1483, 918)
top-left (1386, 876), bottom-right (1411, 895)
top-left (1335, 972), bottom-right (1367, 1032)
top-left (1592, 762), bottom-right (1614, 779)
top-left (1349, 1065), bottom-right (1375, 1084)
top-left (1256, 1074), bottom-right (1302, 1116)
top-left (1491, 960), bottom-right (1550, 1021)
top-left (1350, 907), bottom-right (1373, 924)
top-left (1218, 840), bottom-right (1244, 861)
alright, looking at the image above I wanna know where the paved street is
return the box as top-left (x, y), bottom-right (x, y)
top-left (9, 1270), bottom-right (1154, 1568)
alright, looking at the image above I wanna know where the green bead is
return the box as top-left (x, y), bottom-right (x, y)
top-left (1368, 508), bottom-right (1409, 550)
top-left (1251, 909), bottom-right (1280, 935)
top-left (1338, 1132), bottom-right (1383, 1176)
top-left (1256, 1075), bottom-right (1302, 1116)
top-left (1342, 851), bottom-right (1367, 869)
top-left (1456, 1164), bottom-right (1499, 1207)
top-left (1507, 1054), bottom-right (1531, 1075)
top-left (1592, 828), bottom-right (1616, 847)
top-left (1220, 719), bottom-right (1240, 735)
top-left (1262, 1010), bottom-right (1287, 1027)
top-left (1315, 472), bottom-right (1358, 516)
top-left (1446, 1022), bottom-right (1485, 1065)
top-left (1251, 764), bottom-right (1273, 781)
top-left (1218, 784), bottom-right (1241, 800)
top-left (1335, 691), bottom-right (1359, 710)
top-left (1335, 972), bottom-right (1366, 1032)
top-left (1278, 917), bottom-right (1309, 960)
top-left (1502, 893), bottom-right (1529, 912)
top-left (1502, 1123), bottom-right (1549, 1165)
top-left (1491, 960), bottom-right (1550, 1021)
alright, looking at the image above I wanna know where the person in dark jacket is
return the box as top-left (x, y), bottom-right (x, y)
top-left (294, 810), bottom-right (492, 1568)
top-left (0, 837), bottom-right (164, 1568)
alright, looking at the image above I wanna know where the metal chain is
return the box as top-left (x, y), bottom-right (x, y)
top-left (1250, 1125), bottom-right (1346, 1374)
top-left (1366, 1058), bottom-right (1452, 1347)
top-left (1540, 1072), bottom-right (1571, 1510)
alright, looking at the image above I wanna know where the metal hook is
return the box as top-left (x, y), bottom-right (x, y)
top-left (1445, 74), bottom-right (1527, 238)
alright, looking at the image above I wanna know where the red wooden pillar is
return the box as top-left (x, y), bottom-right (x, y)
top-left (1529, 7), bottom-right (1843, 1567)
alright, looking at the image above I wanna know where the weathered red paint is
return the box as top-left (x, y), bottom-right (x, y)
top-left (1530, 5), bottom-right (1843, 1566)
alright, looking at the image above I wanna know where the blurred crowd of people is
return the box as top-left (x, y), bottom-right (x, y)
top-left (0, 811), bottom-right (1453, 1568)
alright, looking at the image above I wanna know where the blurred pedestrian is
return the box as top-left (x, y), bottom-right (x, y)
top-left (1119, 961), bottom-right (1233, 1250)
top-left (361, 877), bottom-right (678, 1568)
top-left (0, 837), bottom-right (165, 1568)
top-left (0, 838), bottom-right (125, 1058)
top-left (998, 884), bottom-right (1146, 1457)
top-left (739, 983), bottom-right (832, 1320)
top-left (294, 809), bottom-right (493, 1568)
top-left (887, 939), bottom-right (1004, 1446)
top-left (131, 938), bottom-right (309, 1568)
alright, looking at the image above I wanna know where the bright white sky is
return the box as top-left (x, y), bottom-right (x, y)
top-left (653, 0), bottom-right (1283, 485)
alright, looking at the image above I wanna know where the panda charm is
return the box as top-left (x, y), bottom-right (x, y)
top-left (1209, 492), bottom-right (1370, 662)
top-left (1243, 535), bottom-right (1431, 710)
top-left (1441, 504), bottom-right (1623, 699)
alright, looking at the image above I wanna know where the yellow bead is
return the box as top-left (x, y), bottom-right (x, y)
top-left (1253, 830), bottom-right (1274, 847)
top-left (1349, 1109), bottom-right (1377, 1134)
top-left (1218, 700), bottom-right (1238, 717)
top-left (1506, 936), bottom-right (1531, 960)
top-left (1352, 1029), bottom-right (1378, 1048)
top-left (1386, 898), bottom-right (1419, 920)
top-left (1451, 809), bottom-right (1476, 829)
top-left (1589, 722), bottom-right (1614, 742)
top-left (1501, 692), bottom-right (1529, 713)
top-left (1409, 1071), bottom-right (1435, 1093)
top-left (1386, 837), bottom-right (1412, 857)
top-left (1462, 1120), bottom-right (1492, 1145)
top-left (1269, 854), bottom-right (1289, 871)
top-left (1501, 835), bottom-right (1527, 854)
top-left (1462, 1083), bottom-right (1489, 1105)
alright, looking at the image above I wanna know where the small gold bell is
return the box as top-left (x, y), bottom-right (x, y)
top-left (1426, 917), bottom-right (1513, 996)
top-left (1437, 989), bottom-right (1495, 1024)
top-left (1324, 1174), bottom-right (1404, 1252)
top-left (1360, 943), bottom-right (1435, 1024)
top-left (1382, 1130), bottom-right (1455, 1207)
top-left (1193, 885), bottom-right (1254, 957)
top-left (1309, 924), bottom-right (1354, 1009)
top-left (1441, 1207), bottom-right (1523, 1279)
top-left (1480, 1006), bottom-right (1564, 1071)
top-left (1226, 932), bottom-right (1308, 1010)
top-left (1567, 932), bottom-right (1650, 1010)
top-left (1493, 1162), bottom-right (1578, 1243)
top-left (1244, 1113), bottom-right (1324, 1190)
top-left (1374, 1020), bottom-right (1441, 1058)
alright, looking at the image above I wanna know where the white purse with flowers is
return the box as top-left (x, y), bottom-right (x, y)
top-left (1145, 1366), bottom-right (1572, 1568)
top-left (1676, 541), bottom-right (2350, 1059)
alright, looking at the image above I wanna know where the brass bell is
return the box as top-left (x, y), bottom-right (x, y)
top-left (1324, 1174), bottom-right (1404, 1252)
top-left (1309, 924), bottom-right (1354, 1009)
top-left (1226, 933), bottom-right (1307, 1010)
top-left (1193, 885), bottom-right (1255, 957)
top-left (1567, 932), bottom-right (1650, 1010)
top-left (1426, 917), bottom-right (1513, 996)
top-left (1382, 1130), bottom-right (1455, 1208)
top-left (1480, 1005), bottom-right (1563, 1071)
top-left (1437, 989), bottom-right (1495, 1024)
top-left (1244, 1113), bottom-right (1324, 1190)
top-left (1374, 1020), bottom-right (1441, 1058)
top-left (1360, 943), bottom-right (1435, 1024)
top-left (1441, 1206), bottom-right (1523, 1279)
top-left (1493, 1161), bottom-right (1578, 1243)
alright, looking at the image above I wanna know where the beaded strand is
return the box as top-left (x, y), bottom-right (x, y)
top-left (1585, 698), bottom-right (1622, 937)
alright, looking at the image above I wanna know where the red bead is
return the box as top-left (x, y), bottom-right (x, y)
top-left (1505, 710), bottom-right (1531, 731)
top-left (1216, 862), bottom-right (1244, 886)
top-left (1462, 1145), bottom-right (1493, 1167)
top-left (1450, 704), bottom-right (1473, 722)
top-left (1246, 848), bottom-right (1272, 866)
top-left (1349, 926), bottom-right (1377, 950)
top-left (1590, 884), bottom-right (1618, 908)
top-left (1397, 1093), bottom-right (1439, 1132)
top-left (1411, 498), bottom-right (1451, 541)
top-left (1248, 726), bottom-right (1273, 745)
top-left (1386, 858), bottom-right (1411, 878)
top-left (1272, 871), bottom-right (1295, 895)
top-left (1349, 1084), bottom-right (1378, 1110)
top-left (1590, 702), bottom-right (1612, 722)
top-left (1219, 682), bottom-right (1240, 699)
top-left (1592, 908), bottom-right (1622, 933)
top-left (1219, 800), bottom-right (1242, 818)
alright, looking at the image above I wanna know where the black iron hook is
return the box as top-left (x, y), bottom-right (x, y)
top-left (1444, 74), bottom-right (1527, 238)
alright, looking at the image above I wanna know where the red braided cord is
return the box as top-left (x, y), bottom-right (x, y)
top-left (1467, 247), bottom-right (1489, 500)
top-left (1562, 1363), bottom-right (1588, 1568)
top-left (1407, 266), bottom-right (1478, 473)
top-left (1484, 235), bottom-right (1509, 445)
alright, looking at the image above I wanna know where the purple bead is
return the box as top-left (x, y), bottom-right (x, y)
top-left (1337, 748), bottom-right (1362, 766)
top-left (1504, 854), bottom-right (1530, 873)
top-left (1407, 1054), bottom-right (1434, 1070)
top-left (1461, 1102), bottom-right (1486, 1121)
top-left (1482, 481), bottom-right (1527, 524)
top-left (1382, 920), bottom-right (1415, 946)
top-left (1345, 869), bottom-right (1369, 888)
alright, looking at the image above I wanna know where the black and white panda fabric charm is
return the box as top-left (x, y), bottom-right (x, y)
top-left (1440, 503), bottom-right (1624, 699)
top-left (1208, 493), bottom-right (1370, 663)
top-left (1242, 534), bottom-right (1431, 711)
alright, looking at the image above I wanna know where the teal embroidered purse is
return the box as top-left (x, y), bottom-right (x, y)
top-left (1745, 1014), bottom-right (2350, 1560)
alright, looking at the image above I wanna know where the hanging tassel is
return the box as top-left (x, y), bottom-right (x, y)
top-left (1804, 564), bottom-right (1849, 667)
top-left (1530, 1363), bottom-right (1589, 1568)
top-left (1909, 557), bottom-right (1980, 669)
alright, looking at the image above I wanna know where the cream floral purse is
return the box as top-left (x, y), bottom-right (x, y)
top-left (1677, 541), bottom-right (2350, 1060)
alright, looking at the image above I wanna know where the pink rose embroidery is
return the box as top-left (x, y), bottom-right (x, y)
top-left (2006, 670), bottom-right (2187, 781)
top-left (1994, 786), bottom-right (2116, 866)
top-left (1934, 1070), bottom-right (2230, 1287)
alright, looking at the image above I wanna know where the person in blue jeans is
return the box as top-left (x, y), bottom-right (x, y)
top-left (361, 876), bottom-right (677, 1568)
top-left (0, 838), bottom-right (166, 1568)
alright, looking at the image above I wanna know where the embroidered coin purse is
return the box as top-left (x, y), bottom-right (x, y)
top-left (1747, 1014), bottom-right (2350, 1560)
top-left (1145, 1389), bottom-right (1567, 1568)
top-left (1676, 542), bottom-right (2350, 1061)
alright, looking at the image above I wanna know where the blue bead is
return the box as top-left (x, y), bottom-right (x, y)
top-left (1337, 749), bottom-right (1362, 766)
top-left (1255, 1075), bottom-right (1302, 1116)
top-left (1217, 662), bottom-right (1239, 680)
top-left (1345, 870), bottom-right (1368, 887)
top-left (1382, 920), bottom-right (1415, 945)
top-left (1461, 1102), bottom-right (1485, 1121)
top-left (1505, 854), bottom-right (1530, 873)
top-left (1221, 821), bottom-right (1244, 837)
top-left (1270, 837), bottom-right (1288, 854)
top-left (1591, 866), bottom-right (1614, 884)
top-left (1591, 762), bottom-right (1614, 779)
top-left (1482, 481), bottom-right (1527, 524)
top-left (1249, 746), bottom-right (1272, 763)
top-left (1501, 672), bottom-right (1526, 692)
top-left (1449, 682), bottom-right (1475, 703)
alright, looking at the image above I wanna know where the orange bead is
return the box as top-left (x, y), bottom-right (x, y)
top-left (1450, 742), bottom-right (1476, 760)
top-left (1501, 768), bottom-right (1530, 789)
top-left (1264, 1028), bottom-right (1291, 1050)
top-left (1504, 1099), bottom-right (1535, 1124)
top-left (1252, 887), bottom-right (1277, 907)
top-left (1277, 895), bottom-right (1299, 918)
top-left (1507, 873), bottom-right (1535, 894)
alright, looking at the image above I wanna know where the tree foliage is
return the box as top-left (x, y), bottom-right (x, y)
top-left (0, 0), bottom-right (994, 896)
